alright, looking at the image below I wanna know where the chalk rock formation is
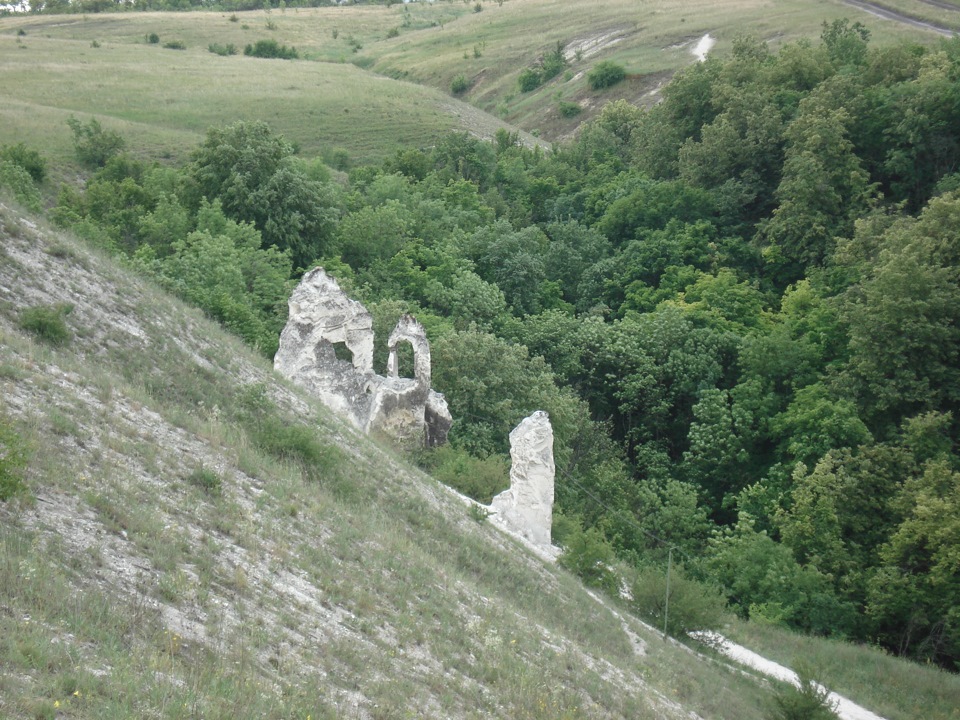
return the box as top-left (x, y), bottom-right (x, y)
top-left (490, 411), bottom-right (555, 547)
top-left (274, 268), bottom-right (452, 447)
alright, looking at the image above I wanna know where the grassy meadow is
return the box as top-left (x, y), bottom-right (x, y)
top-left (0, 0), bottom-right (949, 171)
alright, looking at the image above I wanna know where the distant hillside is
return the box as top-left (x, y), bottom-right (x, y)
top-left (0, 0), bottom-right (945, 172)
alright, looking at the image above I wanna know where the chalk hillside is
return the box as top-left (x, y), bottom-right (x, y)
top-left (0, 199), bottom-right (787, 719)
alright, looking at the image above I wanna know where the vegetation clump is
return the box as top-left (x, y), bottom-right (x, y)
top-left (517, 41), bottom-right (568, 92)
top-left (186, 465), bottom-right (222, 495)
top-left (66, 116), bottom-right (125, 169)
top-left (18, 304), bottom-right (73, 346)
top-left (244, 39), bottom-right (298, 59)
top-left (450, 73), bottom-right (469, 95)
top-left (768, 663), bottom-right (839, 720)
top-left (208, 42), bottom-right (238, 56)
top-left (587, 60), bottom-right (625, 89)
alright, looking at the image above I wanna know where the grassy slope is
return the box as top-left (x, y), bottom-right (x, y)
top-left (0, 0), bottom-right (946, 169)
top-left (723, 619), bottom-right (960, 720)
top-left (857, 0), bottom-right (960, 31)
top-left (0, 5), bottom-right (534, 172)
top-left (0, 197), bottom-right (780, 719)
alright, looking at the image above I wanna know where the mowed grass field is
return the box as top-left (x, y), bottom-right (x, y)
top-left (0, 0), bottom-right (949, 170)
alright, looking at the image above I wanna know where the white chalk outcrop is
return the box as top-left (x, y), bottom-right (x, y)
top-left (490, 411), bottom-right (555, 548)
top-left (692, 33), bottom-right (715, 62)
top-left (274, 268), bottom-right (452, 447)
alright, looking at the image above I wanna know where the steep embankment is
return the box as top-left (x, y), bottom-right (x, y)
top-left (0, 199), bottom-right (778, 718)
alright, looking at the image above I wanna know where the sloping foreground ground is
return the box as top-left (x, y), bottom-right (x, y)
top-left (0, 199), bottom-right (776, 719)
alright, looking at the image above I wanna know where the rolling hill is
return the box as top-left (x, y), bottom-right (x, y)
top-left (0, 0), bottom-right (948, 174)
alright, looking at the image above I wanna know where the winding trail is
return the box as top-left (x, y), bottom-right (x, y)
top-left (843, 0), bottom-right (958, 36)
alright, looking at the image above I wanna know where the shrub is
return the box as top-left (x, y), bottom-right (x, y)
top-left (451, 73), bottom-right (469, 95)
top-left (473, 2), bottom-right (482, 11)
top-left (630, 563), bottom-right (729, 638)
top-left (18, 304), bottom-right (73, 347)
top-left (768, 663), bottom-right (839, 720)
top-left (66, 116), bottom-right (126, 169)
top-left (244, 39), bottom-right (299, 59)
top-left (209, 43), bottom-right (238, 56)
top-left (418, 445), bottom-right (508, 504)
top-left (0, 143), bottom-right (47, 183)
top-left (588, 60), bottom-right (626, 90)
top-left (518, 67), bottom-right (542, 92)
top-left (386, 26), bottom-right (400, 39)
top-left (229, 13), bottom-right (238, 21)
top-left (186, 466), bottom-right (222, 495)
top-left (0, 161), bottom-right (42, 211)
top-left (558, 101), bottom-right (581, 118)
top-left (557, 519), bottom-right (620, 594)
top-left (163, 40), bottom-right (186, 50)
top-left (250, 417), bottom-right (338, 480)
top-left (541, 40), bottom-right (567, 81)
top-left (146, 32), bottom-right (160, 44)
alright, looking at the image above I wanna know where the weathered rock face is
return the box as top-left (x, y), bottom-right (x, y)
top-left (274, 268), bottom-right (452, 446)
top-left (490, 411), bottom-right (555, 548)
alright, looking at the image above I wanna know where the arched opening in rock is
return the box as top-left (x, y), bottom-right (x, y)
top-left (331, 341), bottom-right (354, 365)
top-left (394, 340), bottom-right (415, 379)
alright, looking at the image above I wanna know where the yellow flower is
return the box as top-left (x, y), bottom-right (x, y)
top-left (54, 700), bottom-right (60, 708)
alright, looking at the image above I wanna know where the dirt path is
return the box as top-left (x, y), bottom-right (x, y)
top-left (695, 632), bottom-right (887, 720)
top-left (843, 0), bottom-right (957, 36)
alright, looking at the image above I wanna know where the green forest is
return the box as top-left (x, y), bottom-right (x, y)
top-left (4, 19), bottom-right (959, 671)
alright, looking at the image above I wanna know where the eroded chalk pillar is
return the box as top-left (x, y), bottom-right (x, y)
top-left (490, 411), bottom-right (555, 547)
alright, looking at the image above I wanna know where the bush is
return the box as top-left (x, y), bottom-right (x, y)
top-left (146, 32), bottom-right (160, 44)
top-left (451, 73), bottom-right (469, 95)
top-left (558, 101), bottom-right (581, 118)
top-left (0, 161), bottom-right (42, 211)
top-left (768, 663), bottom-right (839, 720)
top-left (518, 67), bottom-right (542, 92)
top-left (244, 39), bottom-right (299, 59)
top-left (418, 445), bottom-right (508, 504)
top-left (541, 40), bottom-right (567, 81)
top-left (18, 304), bottom-right (73, 347)
top-left (250, 417), bottom-right (337, 478)
top-left (209, 43), bottom-right (238, 56)
top-left (630, 563), bottom-right (729, 638)
top-left (386, 26), bottom-right (400, 38)
top-left (0, 415), bottom-right (29, 502)
top-left (66, 116), bottom-right (125, 169)
top-left (557, 519), bottom-right (620, 594)
top-left (163, 40), bottom-right (186, 50)
top-left (186, 466), bottom-right (222, 495)
top-left (587, 60), bottom-right (626, 90)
